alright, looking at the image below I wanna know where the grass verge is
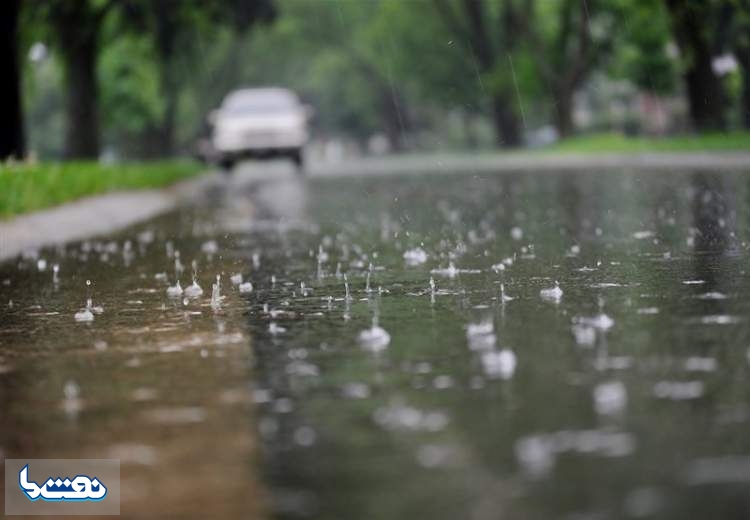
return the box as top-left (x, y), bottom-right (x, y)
top-left (544, 131), bottom-right (750, 153)
top-left (0, 160), bottom-right (203, 218)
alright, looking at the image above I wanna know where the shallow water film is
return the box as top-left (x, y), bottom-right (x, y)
top-left (3, 168), bottom-right (750, 519)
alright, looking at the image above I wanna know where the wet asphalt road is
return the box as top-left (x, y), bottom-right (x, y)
top-left (3, 161), bottom-right (750, 519)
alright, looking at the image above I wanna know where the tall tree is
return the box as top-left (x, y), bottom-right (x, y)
top-left (133, 0), bottom-right (275, 156)
top-left (272, 0), bottom-right (413, 151)
top-left (523, 0), bottom-right (617, 137)
top-left (29, 1), bottom-right (117, 159)
top-left (612, 0), bottom-right (676, 97)
top-left (729, 0), bottom-right (750, 129)
top-left (664, 0), bottom-right (727, 131)
top-left (0, 0), bottom-right (25, 160)
top-left (432, 0), bottom-right (524, 147)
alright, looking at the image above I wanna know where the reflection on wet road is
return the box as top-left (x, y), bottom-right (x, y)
top-left (3, 164), bottom-right (750, 519)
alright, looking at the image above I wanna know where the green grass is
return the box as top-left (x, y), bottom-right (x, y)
top-left (544, 131), bottom-right (750, 153)
top-left (0, 160), bottom-right (204, 218)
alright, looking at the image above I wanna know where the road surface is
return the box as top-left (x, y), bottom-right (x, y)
top-left (2, 160), bottom-right (750, 518)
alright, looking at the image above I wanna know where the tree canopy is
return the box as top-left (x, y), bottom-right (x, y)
top-left (4, 0), bottom-right (750, 160)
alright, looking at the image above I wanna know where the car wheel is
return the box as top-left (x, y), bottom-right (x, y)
top-left (219, 157), bottom-right (234, 173)
top-left (290, 149), bottom-right (304, 173)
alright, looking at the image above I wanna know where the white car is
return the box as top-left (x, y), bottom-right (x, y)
top-left (210, 88), bottom-right (310, 171)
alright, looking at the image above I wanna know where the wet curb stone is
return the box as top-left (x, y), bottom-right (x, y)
top-left (311, 152), bottom-right (750, 177)
top-left (0, 171), bottom-right (219, 262)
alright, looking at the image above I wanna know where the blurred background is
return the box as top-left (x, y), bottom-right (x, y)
top-left (2, 0), bottom-right (750, 164)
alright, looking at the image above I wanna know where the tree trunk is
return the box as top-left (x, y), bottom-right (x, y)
top-left (555, 90), bottom-right (574, 138)
top-left (57, 6), bottom-right (100, 159)
top-left (492, 96), bottom-right (521, 147)
top-left (157, 93), bottom-right (177, 154)
top-left (683, 57), bottom-right (726, 131)
top-left (0, 0), bottom-right (25, 160)
top-left (743, 66), bottom-right (750, 130)
top-left (153, 4), bottom-right (178, 156)
top-left (462, 111), bottom-right (479, 149)
top-left (665, 0), bottom-right (726, 131)
top-left (378, 84), bottom-right (410, 152)
top-left (738, 51), bottom-right (750, 129)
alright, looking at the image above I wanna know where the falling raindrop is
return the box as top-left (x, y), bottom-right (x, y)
top-left (174, 251), bottom-right (184, 277)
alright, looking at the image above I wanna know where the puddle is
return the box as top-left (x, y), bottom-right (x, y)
top-left (3, 167), bottom-right (750, 518)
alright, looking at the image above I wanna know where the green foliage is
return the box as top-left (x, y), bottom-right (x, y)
top-left (611, 0), bottom-right (676, 94)
top-left (17, 0), bottom-right (750, 158)
top-left (23, 55), bottom-right (65, 159)
top-left (0, 160), bottom-right (202, 217)
top-left (99, 35), bottom-right (164, 134)
top-left (544, 131), bottom-right (750, 153)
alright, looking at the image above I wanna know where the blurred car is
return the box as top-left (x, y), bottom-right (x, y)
top-left (210, 88), bottom-right (310, 171)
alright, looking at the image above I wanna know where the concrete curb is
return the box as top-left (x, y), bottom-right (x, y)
top-left (311, 152), bottom-right (750, 177)
top-left (2, 151), bottom-right (749, 262)
top-left (0, 172), bottom-right (220, 262)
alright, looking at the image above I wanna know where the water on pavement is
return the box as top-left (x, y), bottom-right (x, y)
top-left (2, 165), bottom-right (750, 519)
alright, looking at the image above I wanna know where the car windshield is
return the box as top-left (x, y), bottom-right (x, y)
top-left (223, 91), bottom-right (297, 116)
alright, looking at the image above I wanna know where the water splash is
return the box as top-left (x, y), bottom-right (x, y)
top-left (74, 307), bottom-right (94, 322)
top-left (74, 280), bottom-right (101, 321)
top-left (499, 283), bottom-right (514, 303)
top-left (481, 349), bottom-right (516, 379)
top-left (431, 262), bottom-right (481, 278)
top-left (174, 250), bottom-right (184, 278)
top-left (403, 247), bottom-right (428, 266)
top-left (269, 322), bottom-right (287, 335)
top-left (201, 240), bottom-right (219, 256)
top-left (184, 260), bottom-right (203, 298)
top-left (593, 381), bottom-right (627, 415)
top-left (358, 313), bottom-right (391, 352)
top-left (466, 320), bottom-right (496, 351)
top-left (211, 274), bottom-right (222, 310)
top-left (540, 281), bottom-right (563, 302)
top-left (184, 281), bottom-right (203, 298)
top-left (431, 262), bottom-right (456, 278)
top-left (576, 298), bottom-right (614, 331)
top-left (166, 280), bottom-right (183, 298)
